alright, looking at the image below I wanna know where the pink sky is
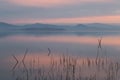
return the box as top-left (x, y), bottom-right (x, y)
top-left (1, 0), bottom-right (120, 24)
top-left (5, 15), bottom-right (120, 24)
top-left (8, 0), bottom-right (112, 7)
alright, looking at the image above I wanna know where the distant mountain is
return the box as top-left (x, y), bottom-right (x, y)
top-left (0, 22), bottom-right (120, 37)
top-left (0, 22), bottom-right (18, 27)
top-left (0, 22), bottom-right (12, 26)
top-left (0, 22), bottom-right (65, 31)
top-left (0, 22), bottom-right (19, 31)
top-left (23, 23), bottom-right (58, 27)
top-left (21, 23), bottom-right (65, 31)
top-left (22, 27), bottom-right (64, 31)
top-left (86, 23), bottom-right (115, 29)
top-left (0, 22), bottom-right (120, 31)
top-left (76, 24), bottom-right (87, 27)
top-left (71, 23), bottom-right (120, 31)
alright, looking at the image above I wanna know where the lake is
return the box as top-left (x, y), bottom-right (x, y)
top-left (0, 31), bottom-right (120, 80)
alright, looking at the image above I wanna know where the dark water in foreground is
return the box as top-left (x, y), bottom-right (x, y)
top-left (0, 31), bottom-right (120, 80)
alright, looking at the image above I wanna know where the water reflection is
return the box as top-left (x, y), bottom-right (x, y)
top-left (1, 35), bottom-right (120, 46)
top-left (9, 53), bottom-right (120, 80)
top-left (0, 31), bottom-right (120, 38)
top-left (0, 33), bottom-right (120, 80)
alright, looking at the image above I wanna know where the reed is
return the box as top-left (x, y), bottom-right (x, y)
top-left (11, 39), bottom-right (120, 80)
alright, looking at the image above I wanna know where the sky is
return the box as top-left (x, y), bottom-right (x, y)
top-left (0, 0), bottom-right (120, 24)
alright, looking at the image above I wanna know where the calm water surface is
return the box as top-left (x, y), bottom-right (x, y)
top-left (0, 31), bottom-right (120, 80)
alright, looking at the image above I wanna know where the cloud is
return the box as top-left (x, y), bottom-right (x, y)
top-left (0, 0), bottom-right (119, 24)
top-left (7, 0), bottom-right (111, 7)
top-left (3, 15), bottom-right (120, 24)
